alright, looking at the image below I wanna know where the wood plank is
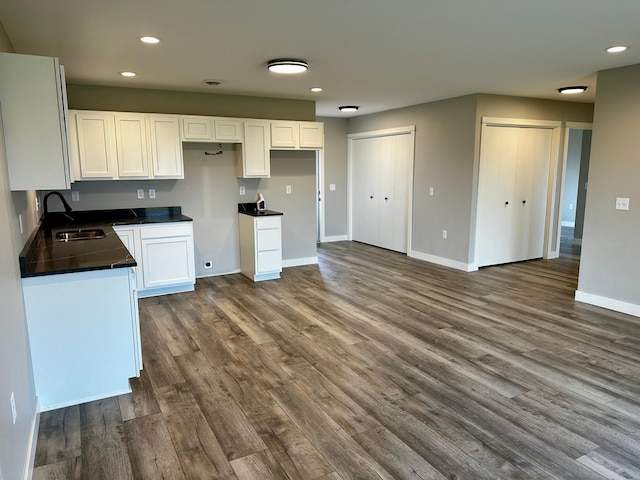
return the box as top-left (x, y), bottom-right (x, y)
top-left (34, 406), bottom-right (81, 467)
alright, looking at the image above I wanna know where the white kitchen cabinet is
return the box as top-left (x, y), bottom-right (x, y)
top-left (114, 113), bottom-right (150, 178)
top-left (270, 121), bottom-right (324, 150)
top-left (149, 115), bottom-right (184, 178)
top-left (236, 120), bottom-right (271, 178)
top-left (0, 53), bottom-right (72, 190)
top-left (238, 214), bottom-right (282, 281)
top-left (70, 110), bottom-right (184, 180)
top-left (22, 267), bottom-right (141, 411)
top-left (72, 111), bottom-right (117, 179)
top-left (114, 222), bottom-right (195, 297)
top-left (214, 118), bottom-right (243, 142)
top-left (181, 115), bottom-right (214, 141)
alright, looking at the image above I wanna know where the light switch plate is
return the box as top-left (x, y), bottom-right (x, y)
top-left (286, 185), bottom-right (292, 194)
top-left (239, 186), bottom-right (246, 196)
top-left (615, 197), bottom-right (630, 211)
top-left (330, 184), bottom-right (336, 191)
top-left (429, 187), bottom-right (434, 196)
top-left (149, 189), bottom-right (156, 199)
top-left (71, 191), bottom-right (80, 202)
top-left (137, 189), bottom-right (144, 199)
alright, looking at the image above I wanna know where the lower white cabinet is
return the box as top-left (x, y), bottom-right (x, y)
top-left (22, 267), bottom-right (141, 411)
top-left (238, 214), bottom-right (282, 281)
top-left (114, 222), bottom-right (195, 297)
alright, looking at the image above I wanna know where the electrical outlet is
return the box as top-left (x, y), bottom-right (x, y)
top-left (615, 197), bottom-right (630, 211)
top-left (203, 260), bottom-right (213, 269)
top-left (569, 203), bottom-right (573, 210)
top-left (329, 184), bottom-right (336, 191)
top-left (442, 230), bottom-right (448, 239)
top-left (35, 197), bottom-right (40, 212)
top-left (10, 392), bottom-right (16, 424)
top-left (429, 187), bottom-right (434, 196)
top-left (286, 185), bottom-right (292, 194)
top-left (239, 186), bottom-right (246, 196)
top-left (18, 214), bottom-right (23, 234)
top-left (149, 189), bottom-right (156, 199)
top-left (137, 189), bottom-right (144, 200)
top-left (71, 191), bottom-right (80, 202)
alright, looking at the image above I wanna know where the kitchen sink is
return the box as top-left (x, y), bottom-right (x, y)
top-left (55, 228), bottom-right (106, 242)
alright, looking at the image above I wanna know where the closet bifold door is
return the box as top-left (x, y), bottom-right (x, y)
top-left (476, 124), bottom-right (552, 267)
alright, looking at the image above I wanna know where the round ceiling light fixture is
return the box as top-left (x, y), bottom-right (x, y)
top-left (606, 45), bottom-right (629, 53)
top-left (203, 79), bottom-right (222, 87)
top-left (339, 105), bottom-right (359, 112)
top-left (310, 87), bottom-right (323, 92)
top-left (120, 71), bottom-right (137, 77)
top-left (267, 59), bottom-right (308, 74)
top-left (558, 86), bottom-right (587, 95)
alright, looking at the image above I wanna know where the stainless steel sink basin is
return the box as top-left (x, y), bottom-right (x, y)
top-left (55, 228), bottom-right (106, 242)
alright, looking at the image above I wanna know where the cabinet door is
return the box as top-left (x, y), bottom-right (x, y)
top-left (181, 116), bottom-right (214, 141)
top-left (299, 122), bottom-right (324, 149)
top-left (0, 53), bottom-right (71, 190)
top-left (214, 118), bottom-right (243, 142)
top-left (74, 111), bottom-right (117, 179)
top-left (141, 236), bottom-right (195, 289)
top-left (149, 115), bottom-right (183, 178)
top-left (271, 121), bottom-right (298, 148)
top-left (236, 121), bottom-right (270, 178)
top-left (114, 113), bottom-right (149, 177)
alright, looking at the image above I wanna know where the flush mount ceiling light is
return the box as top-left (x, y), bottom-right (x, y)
top-left (203, 79), bottom-right (222, 87)
top-left (339, 105), bottom-right (359, 112)
top-left (606, 45), bottom-right (629, 53)
top-left (120, 71), bottom-right (136, 77)
top-left (558, 86), bottom-right (587, 94)
top-left (267, 59), bottom-right (308, 74)
top-left (139, 36), bottom-right (161, 44)
top-left (310, 87), bottom-right (323, 92)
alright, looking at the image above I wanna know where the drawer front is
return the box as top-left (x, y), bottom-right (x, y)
top-left (140, 223), bottom-right (192, 239)
top-left (257, 250), bottom-right (281, 273)
top-left (257, 228), bottom-right (281, 251)
top-left (256, 216), bottom-right (281, 230)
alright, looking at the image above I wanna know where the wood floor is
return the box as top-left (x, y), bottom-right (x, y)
top-left (33, 240), bottom-right (640, 480)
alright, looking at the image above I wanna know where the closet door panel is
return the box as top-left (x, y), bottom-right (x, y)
top-left (352, 137), bottom-right (380, 247)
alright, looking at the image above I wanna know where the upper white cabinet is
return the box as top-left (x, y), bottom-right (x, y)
top-left (0, 53), bottom-right (72, 190)
top-left (69, 110), bottom-right (184, 180)
top-left (149, 115), bottom-right (183, 178)
top-left (271, 121), bottom-right (324, 150)
top-left (181, 116), bottom-right (243, 143)
top-left (236, 120), bottom-right (271, 178)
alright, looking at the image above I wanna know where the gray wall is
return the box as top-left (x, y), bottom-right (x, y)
top-left (562, 129), bottom-right (582, 225)
top-left (319, 117), bottom-right (348, 238)
top-left (348, 95), bottom-right (478, 265)
top-left (0, 27), bottom-right (40, 480)
top-left (578, 64), bottom-right (640, 306)
top-left (574, 130), bottom-right (592, 240)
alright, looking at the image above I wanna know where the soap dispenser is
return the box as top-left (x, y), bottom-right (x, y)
top-left (256, 192), bottom-right (266, 211)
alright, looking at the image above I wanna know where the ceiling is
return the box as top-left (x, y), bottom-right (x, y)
top-left (1, 0), bottom-right (639, 118)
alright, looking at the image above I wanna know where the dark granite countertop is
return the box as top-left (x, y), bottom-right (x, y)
top-left (19, 207), bottom-right (192, 278)
top-left (238, 202), bottom-right (283, 217)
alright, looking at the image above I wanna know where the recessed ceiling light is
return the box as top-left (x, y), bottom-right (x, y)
top-left (139, 36), bottom-right (161, 44)
top-left (120, 71), bottom-right (137, 77)
top-left (310, 87), bottom-right (323, 92)
top-left (267, 59), bottom-right (308, 74)
top-left (558, 86), bottom-right (587, 94)
top-left (339, 105), bottom-right (359, 112)
top-left (606, 45), bottom-right (629, 53)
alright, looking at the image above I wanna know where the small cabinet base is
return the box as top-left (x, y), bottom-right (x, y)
top-left (238, 213), bottom-right (283, 282)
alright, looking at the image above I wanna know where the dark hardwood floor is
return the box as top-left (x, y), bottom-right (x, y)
top-left (33, 240), bottom-right (640, 479)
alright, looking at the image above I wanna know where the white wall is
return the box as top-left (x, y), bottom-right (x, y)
top-left (562, 129), bottom-right (582, 226)
top-left (577, 64), bottom-right (640, 315)
top-left (319, 117), bottom-right (348, 239)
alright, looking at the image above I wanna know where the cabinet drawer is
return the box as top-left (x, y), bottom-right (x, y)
top-left (257, 228), bottom-right (281, 251)
top-left (140, 223), bottom-right (192, 239)
top-left (256, 216), bottom-right (281, 230)
top-left (257, 250), bottom-right (281, 273)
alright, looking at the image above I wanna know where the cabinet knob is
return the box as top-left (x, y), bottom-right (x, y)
top-left (505, 201), bottom-right (509, 206)
top-left (522, 200), bottom-right (527, 205)
top-left (385, 197), bottom-right (389, 201)
top-left (370, 195), bottom-right (374, 199)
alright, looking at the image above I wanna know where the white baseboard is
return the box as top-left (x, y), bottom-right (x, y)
top-left (321, 235), bottom-right (348, 243)
top-left (575, 290), bottom-right (640, 318)
top-left (561, 221), bottom-right (576, 227)
top-left (24, 397), bottom-right (40, 480)
top-left (197, 269), bottom-right (241, 279)
top-left (409, 250), bottom-right (476, 272)
top-left (283, 256), bottom-right (318, 268)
